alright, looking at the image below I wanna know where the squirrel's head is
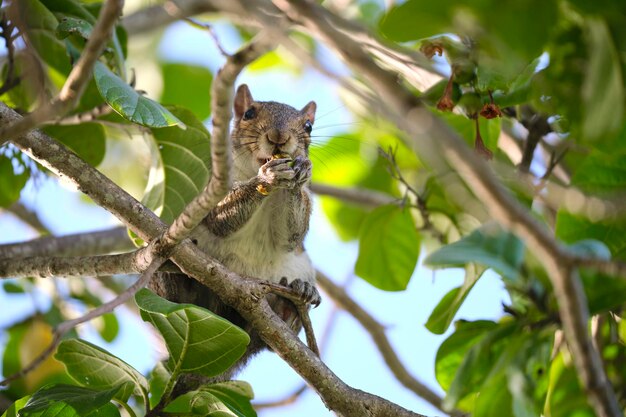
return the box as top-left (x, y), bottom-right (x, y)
top-left (231, 84), bottom-right (316, 180)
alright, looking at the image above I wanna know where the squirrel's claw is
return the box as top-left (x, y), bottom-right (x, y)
top-left (279, 277), bottom-right (321, 307)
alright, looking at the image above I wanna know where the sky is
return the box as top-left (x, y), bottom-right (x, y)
top-left (0, 13), bottom-right (509, 417)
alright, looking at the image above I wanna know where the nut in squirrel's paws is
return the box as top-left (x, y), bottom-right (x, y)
top-left (258, 154), bottom-right (310, 189)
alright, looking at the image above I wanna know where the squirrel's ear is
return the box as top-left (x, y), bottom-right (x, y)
top-left (301, 101), bottom-right (316, 124)
top-left (234, 84), bottom-right (254, 119)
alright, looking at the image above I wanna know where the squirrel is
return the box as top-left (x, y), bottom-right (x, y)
top-left (151, 84), bottom-right (320, 383)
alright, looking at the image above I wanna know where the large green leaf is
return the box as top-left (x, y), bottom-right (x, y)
top-left (160, 62), bottom-right (213, 121)
top-left (19, 384), bottom-right (126, 417)
top-left (56, 17), bottom-right (93, 40)
top-left (94, 61), bottom-right (184, 128)
top-left (135, 289), bottom-right (249, 378)
top-left (164, 381), bottom-right (256, 417)
top-left (442, 321), bottom-right (518, 411)
top-left (425, 223), bottom-right (524, 282)
top-left (17, 0), bottom-right (71, 75)
top-left (144, 106), bottom-right (211, 224)
top-left (0, 154), bottom-right (30, 208)
top-left (148, 362), bottom-right (170, 409)
top-left (425, 264), bottom-right (486, 334)
top-left (42, 123), bottom-right (106, 167)
top-left (581, 18), bottom-right (624, 142)
top-left (355, 205), bottom-right (420, 291)
top-left (55, 339), bottom-right (148, 401)
top-left (545, 353), bottom-right (594, 417)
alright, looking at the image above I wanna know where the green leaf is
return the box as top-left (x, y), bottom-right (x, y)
top-left (19, 384), bottom-right (126, 417)
top-left (17, 0), bottom-right (71, 75)
top-left (581, 18), bottom-right (624, 142)
top-left (1, 396), bottom-right (30, 417)
top-left (472, 372), bottom-right (513, 417)
top-left (379, 0), bottom-right (455, 42)
top-left (135, 289), bottom-right (250, 378)
top-left (165, 381), bottom-right (256, 417)
top-left (56, 17), bottom-right (93, 40)
top-left (438, 111), bottom-right (501, 155)
top-left (0, 155), bottom-right (30, 208)
top-left (435, 320), bottom-right (497, 392)
top-left (148, 362), bottom-right (171, 409)
top-left (40, 0), bottom-right (97, 23)
top-left (160, 62), bottom-right (213, 121)
top-left (144, 106), bottom-right (211, 224)
top-left (3, 281), bottom-right (26, 293)
top-left (203, 381), bottom-right (256, 417)
top-left (545, 353), bottom-right (594, 417)
top-left (442, 321), bottom-right (518, 410)
top-left (425, 264), bottom-right (486, 334)
top-left (94, 61), bottom-right (184, 128)
top-left (55, 339), bottom-right (148, 401)
top-left (355, 205), bottom-right (420, 291)
top-left (97, 313), bottom-right (119, 343)
top-left (425, 223), bottom-right (524, 282)
top-left (42, 123), bottom-right (106, 167)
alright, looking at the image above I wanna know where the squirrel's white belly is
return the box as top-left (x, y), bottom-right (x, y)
top-left (194, 198), bottom-right (315, 284)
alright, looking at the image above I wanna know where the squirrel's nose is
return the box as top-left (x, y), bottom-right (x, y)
top-left (266, 128), bottom-right (289, 145)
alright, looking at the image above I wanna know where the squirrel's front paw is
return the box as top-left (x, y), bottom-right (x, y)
top-left (279, 277), bottom-right (321, 307)
top-left (258, 158), bottom-right (296, 189)
top-left (291, 156), bottom-right (312, 186)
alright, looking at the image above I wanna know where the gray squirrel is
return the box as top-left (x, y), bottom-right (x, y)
top-left (151, 84), bottom-right (321, 382)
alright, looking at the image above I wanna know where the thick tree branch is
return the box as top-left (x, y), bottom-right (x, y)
top-left (267, 1), bottom-right (621, 416)
top-left (0, 227), bottom-right (133, 258)
top-left (0, 250), bottom-right (147, 279)
top-left (4, 97), bottom-right (427, 417)
top-left (0, 0), bottom-right (124, 145)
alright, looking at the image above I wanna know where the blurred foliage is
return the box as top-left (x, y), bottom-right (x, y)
top-left (1, 0), bottom-right (626, 416)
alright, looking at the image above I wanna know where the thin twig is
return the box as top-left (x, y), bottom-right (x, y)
top-left (183, 17), bottom-right (230, 57)
top-left (310, 183), bottom-right (395, 207)
top-left (379, 148), bottom-right (446, 242)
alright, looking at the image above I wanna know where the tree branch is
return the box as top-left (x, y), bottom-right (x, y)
top-left (0, 227), bottom-right (133, 258)
top-left (0, 250), bottom-right (145, 279)
top-left (310, 183), bottom-right (395, 207)
top-left (0, 0), bottom-right (124, 146)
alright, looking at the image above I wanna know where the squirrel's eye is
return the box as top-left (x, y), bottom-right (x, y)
top-left (243, 108), bottom-right (256, 120)
top-left (304, 120), bottom-right (312, 134)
